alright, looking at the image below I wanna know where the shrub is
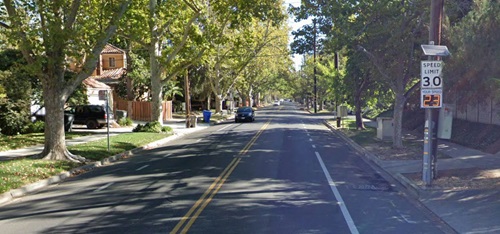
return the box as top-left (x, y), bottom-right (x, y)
top-left (0, 99), bottom-right (30, 135)
top-left (133, 121), bottom-right (174, 133)
top-left (118, 117), bottom-right (133, 127)
top-left (133, 121), bottom-right (163, 133)
top-left (132, 124), bottom-right (143, 132)
top-left (23, 121), bottom-right (45, 133)
top-left (162, 126), bottom-right (173, 133)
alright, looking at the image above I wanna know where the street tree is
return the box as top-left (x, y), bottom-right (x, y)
top-left (292, 0), bottom-right (428, 148)
top-left (343, 0), bottom-right (427, 148)
top-left (444, 0), bottom-right (500, 109)
top-left (343, 51), bottom-right (388, 130)
top-left (0, 0), bottom-right (132, 161)
top-left (315, 53), bottom-right (343, 111)
top-left (120, 0), bottom-right (204, 122)
top-left (232, 18), bottom-right (291, 108)
top-left (203, 0), bottom-right (285, 112)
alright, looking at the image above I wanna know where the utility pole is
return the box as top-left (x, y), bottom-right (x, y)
top-left (184, 69), bottom-right (192, 128)
top-left (313, 19), bottom-right (318, 114)
top-left (422, 0), bottom-right (445, 186)
top-left (430, 0), bottom-right (444, 180)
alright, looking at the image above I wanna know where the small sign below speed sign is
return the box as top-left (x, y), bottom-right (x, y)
top-left (421, 61), bottom-right (443, 88)
top-left (421, 89), bottom-right (442, 108)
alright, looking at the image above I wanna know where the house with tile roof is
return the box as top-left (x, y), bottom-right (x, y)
top-left (83, 44), bottom-right (127, 106)
top-left (90, 44), bottom-right (127, 85)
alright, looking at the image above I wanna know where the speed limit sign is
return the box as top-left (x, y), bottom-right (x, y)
top-left (421, 61), bottom-right (443, 88)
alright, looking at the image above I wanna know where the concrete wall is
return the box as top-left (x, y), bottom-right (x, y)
top-left (452, 98), bottom-right (500, 126)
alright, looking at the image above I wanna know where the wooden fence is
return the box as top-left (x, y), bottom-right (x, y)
top-left (114, 98), bottom-right (172, 122)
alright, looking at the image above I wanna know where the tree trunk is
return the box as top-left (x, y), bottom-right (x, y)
top-left (248, 87), bottom-right (253, 107)
top-left (392, 91), bottom-right (406, 148)
top-left (255, 92), bottom-right (261, 107)
top-left (206, 94), bottom-right (211, 110)
top-left (354, 89), bottom-right (365, 130)
top-left (241, 95), bottom-right (248, 107)
top-left (126, 44), bottom-right (134, 101)
top-left (41, 75), bottom-right (85, 162)
top-left (150, 41), bottom-right (163, 123)
top-left (215, 94), bottom-right (223, 113)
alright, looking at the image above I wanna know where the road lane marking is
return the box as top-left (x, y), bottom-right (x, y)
top-left (171, 120), bottom-right (271, 234)
top-left (182, 157), bottom-right (241, 232)
top-left (94, 182), bottom-right (114, 192)
top-left (309, 138), bottom-right (313, 142)
top-left (315, 151), bottom-right (359, 234)
top-left (312, 145), bottom-right (316, 148)
top-left (196, 139), bottom-right (203, 143)
top-left (136, 165), bottom-right (149, 171)
top-left (216, 124), bottom-right (233, 132)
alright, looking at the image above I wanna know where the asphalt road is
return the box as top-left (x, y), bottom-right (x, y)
top-left (0, 103), bottom-right (451, 233)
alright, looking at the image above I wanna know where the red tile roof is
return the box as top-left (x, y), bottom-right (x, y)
top-left (101, 44), bottom-right (125, 54)
top-left (83, 78), bottom-right (111, 89)
top-left (90, 67), bottom-right (126, 83)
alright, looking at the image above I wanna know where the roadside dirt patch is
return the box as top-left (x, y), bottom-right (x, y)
top-left (362, 133), bottom-right (451, 161)
top-left (356, 132), bottom-right (498, 191)
top-left (403, 168), bottom-right (500, 190)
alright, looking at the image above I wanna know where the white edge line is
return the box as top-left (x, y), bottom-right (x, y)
top-left (217, 124), bottom-right (232, 132)
top-left (315, 151), bottom-right (359, 234)
top-left (136, 165), bottom-right (149, 171)
top-left (94, 182), bottom-right (114, 192)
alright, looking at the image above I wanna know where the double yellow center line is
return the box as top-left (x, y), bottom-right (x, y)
top-left (170, 120), bottom-right (271, 233)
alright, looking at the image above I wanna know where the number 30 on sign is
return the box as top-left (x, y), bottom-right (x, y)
top-left (421, 89), bottom-right (442, 108)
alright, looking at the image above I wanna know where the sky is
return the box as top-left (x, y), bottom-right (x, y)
top-left (284, 0), bottom-right (311, 70)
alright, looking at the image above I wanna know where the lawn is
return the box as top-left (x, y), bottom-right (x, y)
top-left (330, 118), bottom-right (378, 146)
top-left (0, 132), bottom-right (92, 152)
top-left (0, 132), bottom-right (171, 194)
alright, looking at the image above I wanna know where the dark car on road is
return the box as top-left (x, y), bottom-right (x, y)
top-left (65, 105), bottom-right (114, 129)
top-left (235, 106), bottom-right (255, 123)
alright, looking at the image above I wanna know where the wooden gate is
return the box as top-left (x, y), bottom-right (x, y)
top-left (115, 98), bottom-right (172, 122)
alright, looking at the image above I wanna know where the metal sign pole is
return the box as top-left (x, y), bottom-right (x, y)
top-left (423, 109), bottom-right (433, 185)
top-left (106, 91), bottom-right (110, 152)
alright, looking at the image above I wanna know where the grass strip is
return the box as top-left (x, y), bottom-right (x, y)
top-left (329, 118), bottom-right (378, 146)
top-left (0, 132), bottom-right (171, 194)
top-left (0, 132), bottom-right (92, 152)
top-left (68, 132), bottom-right (170, 161)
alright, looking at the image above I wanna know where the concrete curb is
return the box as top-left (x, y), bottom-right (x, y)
top-left (0, 128), bottom-right (198, 207)
top-left (2, 116), bottom-right (289, 206)
top-left (322, 120), bottom-right (424, 199)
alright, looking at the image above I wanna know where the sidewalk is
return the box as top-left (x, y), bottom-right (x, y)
top-left (0, 118), bottom-right (212, 161)
top-left (326, 118), bottom-right (500, 234)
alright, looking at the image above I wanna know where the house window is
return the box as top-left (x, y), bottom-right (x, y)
top-left (109, 57), bottom-right (116, 68)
